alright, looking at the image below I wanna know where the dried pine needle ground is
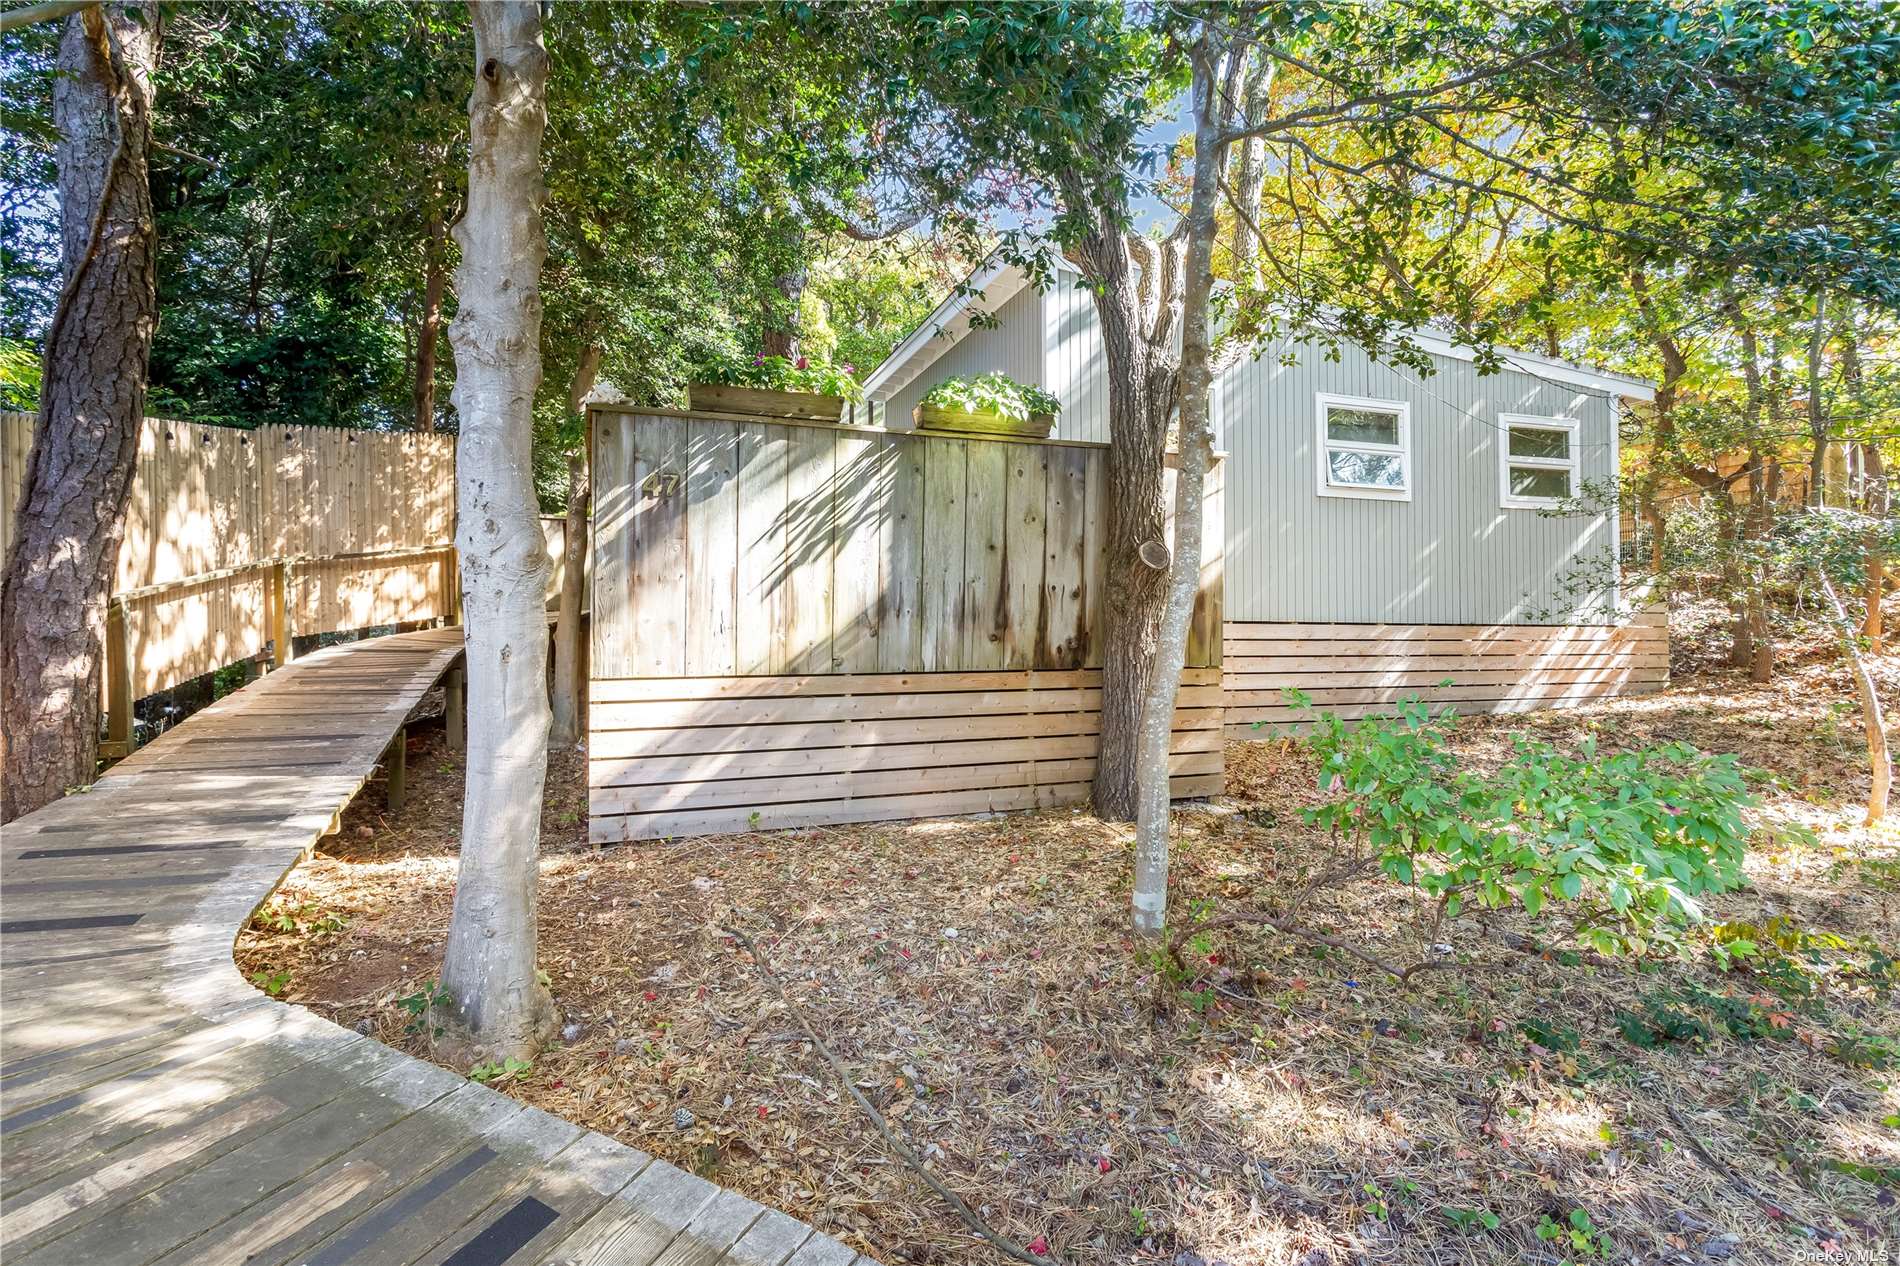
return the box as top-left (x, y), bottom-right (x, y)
top-left (239, 652), bottom-right (1899, 1266)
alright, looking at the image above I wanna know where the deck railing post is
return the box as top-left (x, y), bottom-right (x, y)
top-left (104, 598), bottom-right (135, 758)
top-left (441, 546), bottom-right (461, 627)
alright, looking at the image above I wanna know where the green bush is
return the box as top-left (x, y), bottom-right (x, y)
top-left (699, 352), bottom-right (863, 402)
top-left (921, 372), bottom-right (1061, 421)
top-left (1293, 693), bottom-right (1757, 955)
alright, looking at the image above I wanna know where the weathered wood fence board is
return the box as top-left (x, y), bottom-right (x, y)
top-left (588, 408), bottom-right (1225, 839)
top-left (1222, 612), bottom-right (1668, 735)
top-left (2, 413), bottom-right (457, 711)
top-left (590, 409), bottom-right (1221, 678)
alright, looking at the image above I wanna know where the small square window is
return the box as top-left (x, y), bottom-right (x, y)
top-left (1499, 415), bottom-right (1579, 509)
top-left (1316, 393), bottom-right (1411, 501)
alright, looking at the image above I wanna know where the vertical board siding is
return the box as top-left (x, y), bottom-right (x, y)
top-left (1, 414), bottom-right (457, 702)
top-left (589, 408), bottom-right (1227, 839)
top-left (882, 284), bottom-right (1045, 428)
top-left (1221, 612), bottom-right (1669, 737)
top-left (874, 277), bottom-right (1632, 625)
top-left (1216, 338), bottom-right (1621, 625)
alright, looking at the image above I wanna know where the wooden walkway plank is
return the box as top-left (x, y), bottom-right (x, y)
top-left (0, 627), bottom-right (869, 1266)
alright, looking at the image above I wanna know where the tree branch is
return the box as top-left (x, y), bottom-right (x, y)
top-left (0, 0), bottom-right (94, 36)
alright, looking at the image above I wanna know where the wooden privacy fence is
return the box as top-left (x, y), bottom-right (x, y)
top-left (2, 413), bottom-right (458, 749)
top-left (588, 406), bottom-right (1225, 841)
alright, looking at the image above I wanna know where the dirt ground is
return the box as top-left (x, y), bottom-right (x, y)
top-left (238, 640), bottom-right (1900, 1266)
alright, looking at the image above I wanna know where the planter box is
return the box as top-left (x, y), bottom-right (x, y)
top-left (912, 403), bottom-right (1055, 439)
top-left (688, 383), bottom-right (845, 422)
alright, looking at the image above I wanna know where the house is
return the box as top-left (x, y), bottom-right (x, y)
top-left (861, 258), bottom-right (1667, 732)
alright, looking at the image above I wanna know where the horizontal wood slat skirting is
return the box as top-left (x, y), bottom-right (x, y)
top-left (589, 667), bottom-right (1223, 842)
top-left (1222, 617), bottom-right (1667, 736)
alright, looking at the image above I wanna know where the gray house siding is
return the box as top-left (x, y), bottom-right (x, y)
top-left (1044, 270), bottom-right (1112, 443)
top-left (866, 267), bottom-right (1630, 629)
top-left (1219, 338), bottom-right (1618, 625)
top-left (880, 285), bottom-right (1044, 428)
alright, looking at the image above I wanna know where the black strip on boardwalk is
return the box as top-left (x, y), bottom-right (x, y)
top-left (0, 913), bottom-right (142, 934)
top-left (16, 841), bottom-right (249, 859)
top-left (303, 1147), bottom-right (498, 1266)
top-left (440, 1196), bottom-right (560, 1266)
top-left (8, 873), bottom-right (225, 894)
top-left (0, 943), bottom-right (166, 971)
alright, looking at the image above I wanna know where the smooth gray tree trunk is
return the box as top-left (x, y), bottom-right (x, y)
top-left (1131, 31), bottom-right (1236, 936)
top-left (439, 0), bottom-right (557, 1061)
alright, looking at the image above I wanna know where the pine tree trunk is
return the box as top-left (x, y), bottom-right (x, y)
top-left (0, 5), bottom-right (159, 824)
top-left (438, 0), bottom-right (556, 1061)
top-left (1132, 35), bottom-right (1232, 934)
top-left (413, 212), bottom-right (447, 432)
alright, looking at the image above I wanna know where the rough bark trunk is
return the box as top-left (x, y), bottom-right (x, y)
top-left (0, 5), bottom-right (159, 824)
top-left (548, 343), bottom-right (598, 749)
top-left (1820, 572), bottom-right (1890, 823)
top-left (1082, 225), bottom-right (1174, 822)
top-left (1131, 36), bottom-right (1233, 935)
top-left (438, 0), bottom-right (557, 1061)
top-left (413, 211), bottom-right (448, 433)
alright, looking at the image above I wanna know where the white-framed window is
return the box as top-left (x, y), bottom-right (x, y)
top-left (1315, 392), bottom-right (1411, 501)
top-left (1498, 414), bottom-right (1580, 509)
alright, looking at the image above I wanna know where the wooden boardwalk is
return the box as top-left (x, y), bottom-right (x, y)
top-left (0, 627), bottom-right (872, 1266)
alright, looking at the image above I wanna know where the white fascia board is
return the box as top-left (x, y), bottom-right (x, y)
top-left (1379, 327), bottom-right (1656, 402)
top-left (861, 256), bottom-right (1024, 400)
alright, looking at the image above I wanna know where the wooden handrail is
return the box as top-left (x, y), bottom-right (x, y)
top-left (101, 543), bottom-right (461, 760)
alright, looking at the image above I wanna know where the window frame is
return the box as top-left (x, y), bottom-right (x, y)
top-left (1314, 392), bottom-right (1413, 502)
top-left (1497, 413), bottom-right (1581, 510)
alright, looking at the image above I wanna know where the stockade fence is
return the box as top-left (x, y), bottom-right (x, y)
top-left (1, 413), bottom-right (458, 753)
top-left (587, 406), bottom-right (1225, 841)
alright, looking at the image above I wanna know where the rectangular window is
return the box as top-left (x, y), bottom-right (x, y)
top-left (1316, 393), bottom-right (1411, 501)
top-left (1499, 414), bottom-right (1580, 509)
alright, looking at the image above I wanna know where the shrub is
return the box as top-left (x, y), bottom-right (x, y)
top-left (1292, 692), bottom-right (1757, 955)
top-left (921, 372), bottom-right (1061, 421)
top-left (700, 352), bottom-right (863, 401)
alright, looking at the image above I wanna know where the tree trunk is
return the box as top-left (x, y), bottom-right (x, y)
top-left (0, 5), bottom-right (159, 824)
top-left (1132, 34), bottom-right (1233, 935)
top-left (1806, 290), bottom-right (1828, 507)
top-left (1081, 225), bottom-right (1173, 821)
top-left (438, 0), bottom-right (556, 1061)
top-left (1820, 572), bottom-right (1890, 823)
top-left (1864, 443), bottom-right (1887, 653)
top-left (549, 454), bottom-right (589, 748)
top-left (413, 211), bottom-right (447, 432)
top-left (548, 342), bottom-right (598, 749)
